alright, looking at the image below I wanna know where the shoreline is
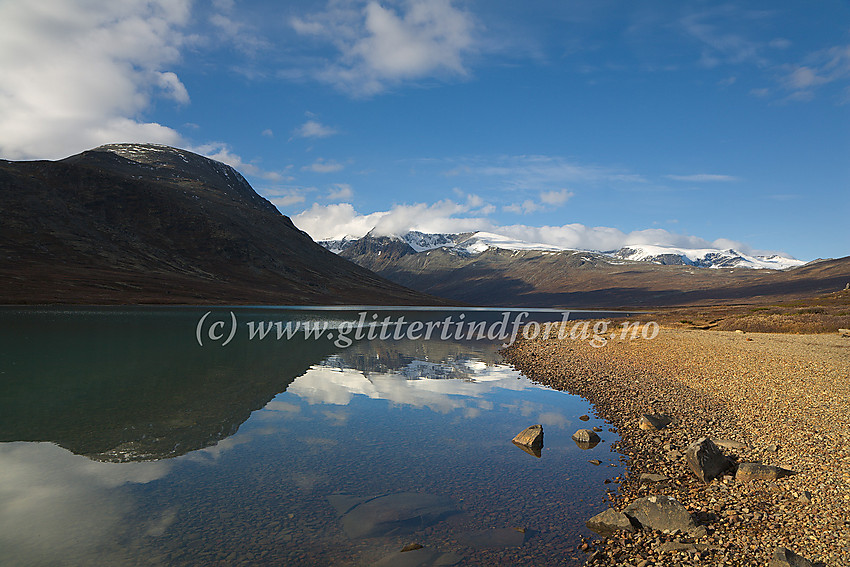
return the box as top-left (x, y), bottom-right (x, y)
top-left (502, 327), bottom-right (850, 566)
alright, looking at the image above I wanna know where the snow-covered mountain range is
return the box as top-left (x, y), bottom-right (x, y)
top-left (320, 230), bottom-right (805, 270)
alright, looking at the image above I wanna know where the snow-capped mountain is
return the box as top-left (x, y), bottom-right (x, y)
top-left (323, 230), bottom-right (458, 254)
top-left (452, 231), bottom-right (571, 254)
top-left (319, 230), bottom-right (804, 270)
top-left (611, 245), bottom-right (805, 270)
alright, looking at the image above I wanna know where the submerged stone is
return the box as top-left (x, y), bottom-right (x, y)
top-left (329, 492), bottom-right (459, 538)
top-left (572, 429), bottom-right (601, 449)
top-left (586, 508), bottom-right (636, 536)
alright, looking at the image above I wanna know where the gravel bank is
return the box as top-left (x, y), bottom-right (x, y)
top-left (502, 327), bottom-right (850, 566)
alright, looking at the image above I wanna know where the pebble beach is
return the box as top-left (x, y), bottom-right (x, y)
top-left (502, 326), bottom-right (850, 566)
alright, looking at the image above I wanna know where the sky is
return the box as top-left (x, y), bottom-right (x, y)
top-left (0, 0), bottom-right (848, 261)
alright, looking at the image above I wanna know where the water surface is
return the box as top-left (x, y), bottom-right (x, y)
top-left (0, 307), bottom-right (624, 566)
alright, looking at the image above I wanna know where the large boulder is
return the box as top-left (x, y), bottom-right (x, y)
top-left (768, 546), bottom-right (813, 567)
top-left (712, 438), bottom-right (750, 451)
top-left (736, 463), bottom-right (797, 482)
top-left (685, 437), bottom-right (734, 483)
top-left (513, 424), bottom-right (543, 448)
top-left (571, 429), bottom-right (601, 449)
top-left (586, 508), bottom-right (637, 536)
top-left (639, 414), bottom-right (673, 431)
top-left (624, 495), bottom-right (697, 535)
top-left (512, 424), bottom-right (544, 457)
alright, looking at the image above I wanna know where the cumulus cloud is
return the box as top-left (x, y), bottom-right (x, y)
top-left (291, 119), bottom-right (338, 139)
top-left (303, 158), bottom-right (344, 173)
top-left (326, 183), bottom-right (354, 201)
top-left (290, 200), bottom-right (759, 253)
top-left (0, 0), bottom-right (192, 160)
top-left (292, 199), bottom-right (487, 239)
top-left (539, 189), bottom-right (574, 205)
top-left (264, 187), bottom-right (309, 207)
top-left (290, 0), bottom-right (477, 96)
top-left (502, 189), bottom-right (572, 215)
top-left (503, 200), bottom-right (543, 215)
top-left (193, 142), bottom-right (287, 181)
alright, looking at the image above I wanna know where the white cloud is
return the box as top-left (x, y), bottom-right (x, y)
top-left (261, 129), bottom-right (274, 138)
top-left (780, 44), bottom-right (850, 100)
top-left (0, 0), bottom-right (192, 160)
top-left (265, 187), bottom-right (308, 207)
top-left (539, 189), bottom-right (573, 205)
top-left (503, 200), bottom-right (542, 214)
top-left (290, 200), bottom-right (760, 253)
top-left (290, 0), bottom-right (476, 96)
top-left (302, 158), bottom-right (344, 173)
top-left (291, 119), bottom-right (338, 139)
top-left (155, 71), bottom-right (190, 104)
top-left (447, 154), bottom-right (647, 189)
top-left (271, 195), bottom-right (306, 207)
top-left (193, 141), bottom-right (285, 181)
top-left (292, 199), bottom-right (488, 240)
top-left (665, 174), bottom-right (739, 182)
top-left (326, 183), bottom-right (354, 201)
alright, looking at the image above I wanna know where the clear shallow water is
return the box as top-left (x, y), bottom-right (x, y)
top-left (0, 308), bottom-right (624, 566)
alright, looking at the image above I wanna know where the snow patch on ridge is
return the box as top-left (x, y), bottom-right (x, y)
top-left (612, 244), bottom-right (805, 270)
top-left (318, 230), bottom-right (805, 270)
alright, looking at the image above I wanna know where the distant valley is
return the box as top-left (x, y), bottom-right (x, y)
top-left (320, 231), bottom-right (849, 309)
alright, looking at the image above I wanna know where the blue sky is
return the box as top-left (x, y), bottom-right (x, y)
top-left (1, 1), bottom-right (848, 260)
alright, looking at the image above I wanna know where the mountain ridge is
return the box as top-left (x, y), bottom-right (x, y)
top-left (0, 144), bottom-right (452, 305)
top-left (320, 230), bottom-right (806, 270)
top-left (318, 231), bottom-right (848, 309)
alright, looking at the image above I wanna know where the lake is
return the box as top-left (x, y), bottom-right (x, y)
top-left (0, 307), bottom-right (625, 566)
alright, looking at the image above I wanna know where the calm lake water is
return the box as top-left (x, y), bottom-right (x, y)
top-left (0, 307), bottom-right (624, 566)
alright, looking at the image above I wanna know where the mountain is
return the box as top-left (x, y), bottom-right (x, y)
top-left (324, 230), bottom-right (805, 270)
top-left (320, 231), bottom-right (848, 309)
top-left (610, 244), bottom-right (804, 270)
top-left (0, 144), bottom-right (450, 305)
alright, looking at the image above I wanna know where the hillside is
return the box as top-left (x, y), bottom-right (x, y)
top-left (0, 144), bottom-right (451, 305)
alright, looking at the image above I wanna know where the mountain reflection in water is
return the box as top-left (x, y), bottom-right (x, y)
top-left (0, 308), bottom-right (623, 566)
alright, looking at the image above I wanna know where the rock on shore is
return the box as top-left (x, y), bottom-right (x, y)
top-left (502, 327), bottom-right (850, 566)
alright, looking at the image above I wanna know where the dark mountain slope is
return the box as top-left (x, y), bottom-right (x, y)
top-left (0, 144), bottom-right (451, 305)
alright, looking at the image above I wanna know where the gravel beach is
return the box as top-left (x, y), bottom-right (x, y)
top-left (502, 326), bottom-right (850, 566)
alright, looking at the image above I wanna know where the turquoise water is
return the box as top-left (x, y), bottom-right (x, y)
top-left (0, 308), bottom-right (624, 566)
